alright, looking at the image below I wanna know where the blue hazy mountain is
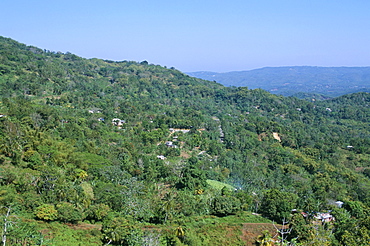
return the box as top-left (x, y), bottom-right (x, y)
top-left (187, 66), bottom-right (370, 98)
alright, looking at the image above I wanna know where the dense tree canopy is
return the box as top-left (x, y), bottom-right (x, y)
top-left (0, 36), bottom-right (369, 245)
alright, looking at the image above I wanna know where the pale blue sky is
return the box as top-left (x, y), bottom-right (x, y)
top-left (1, 0), bottom-right (370, 72)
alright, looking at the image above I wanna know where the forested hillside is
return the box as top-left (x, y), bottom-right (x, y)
top-left (188, 67), bottom-right (370, 98)
top-left (0, 36), bottom-right (370, 245)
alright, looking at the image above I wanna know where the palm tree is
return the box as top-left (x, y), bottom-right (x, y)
top-left (162, 192), bottom-right (176, 223)
top-left (257, 230), bottom-right (275, 246)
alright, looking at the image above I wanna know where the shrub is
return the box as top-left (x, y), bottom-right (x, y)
top-left (35, 204), bottom-right (58, 221)
top-left (56, 202), bottom-right (83, 223)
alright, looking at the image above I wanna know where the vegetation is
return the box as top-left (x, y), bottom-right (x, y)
top-left (0, 36), bottom-right (369, 245)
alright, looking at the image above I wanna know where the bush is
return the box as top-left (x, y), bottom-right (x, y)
top-left (87, 203), bottom-right (111, 221)
top-left (211, 196), bottom-right (241, 216)
top-left (56, 202), bottom-right (83, 223)
top-left (102, 216), bottom-right (141, 245)
top-left (35, 204), bottom-right (58, 221)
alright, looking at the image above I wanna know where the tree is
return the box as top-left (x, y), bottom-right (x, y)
top-left (211, 195), bottom-right (241, 217)
top-left (176, 166), bottom-right (207, 191)
top-left (1, 207), bottom-right (11, 246)
top-left (161, 191), bottom-right (177, 223)
top-left (288, 213), bottom-right (310, 242)
top-left (87, 204), bottom-right (110, 222)
top-left (101, 215), bottom-right (142, 245)
top-left (56, 202), bottom-right (83, 224)
top-left (331, 206), bottom-right (370, 245)
top-left (259, 189), bottom-right (297, 222)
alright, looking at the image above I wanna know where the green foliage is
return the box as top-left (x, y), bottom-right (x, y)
top-left (177, 166), bottom-right (208, 191)
top-left (5, 219), bottom-right (47, 246)
top-left (342, 200), bottom-right (365, 218)
top-left (211, 195), bottom-right (241, 216)
top-left (259, 189), bottom-right (297, 222)
top-left (288, 213), bottom-right (311, 242)
top-left (56, 202), bottom-right (83, 223)
top-left (87, 203), bottom-right (111, 221)
top-left (35, 204), bottom-right (58, 221)
top-left (0, 36), bottom-right (370, 245)
top-left (206, 179), bottom-right (235, 191)
top-left (331, 206), bottom-right (370, 245)
top-left (256, 230), bottom-right (274, 246)
top-left (101, 215), bottom-right (142, 245)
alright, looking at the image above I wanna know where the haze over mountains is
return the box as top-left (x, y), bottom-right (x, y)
top-left (188, 66), bottom-right (370, 98)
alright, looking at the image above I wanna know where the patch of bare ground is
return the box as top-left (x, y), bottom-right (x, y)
top-left (355, 166), bottom-right (365, 172)
top-left (68, 222), bottom-right (102, 231)
top-left (240, 223), bottom-right (280, 245)
top-left (180, 151), bottom-right (191, 158)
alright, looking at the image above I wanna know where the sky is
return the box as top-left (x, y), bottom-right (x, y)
top-left (1, 0), bottom-right (370, 72)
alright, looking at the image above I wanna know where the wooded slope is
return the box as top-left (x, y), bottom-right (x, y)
top-left (0, 36), bottom-right (369, 245)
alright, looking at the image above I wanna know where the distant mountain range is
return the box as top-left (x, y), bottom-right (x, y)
top-left (187, 66), bottom-right (370, 98)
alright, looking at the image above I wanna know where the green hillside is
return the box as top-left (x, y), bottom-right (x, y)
top-left (0, 36), bottom-right (370, 245)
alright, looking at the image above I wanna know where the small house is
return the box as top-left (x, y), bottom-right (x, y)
top-left (157, 155), bottom-right (166, 160)
top-left (165, 141), bottom-right (177, 148)
top-left (112, 118), bottom-right (126, 126)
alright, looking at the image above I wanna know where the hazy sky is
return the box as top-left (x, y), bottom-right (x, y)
top-left (1, 0), bottom-right (370, 72)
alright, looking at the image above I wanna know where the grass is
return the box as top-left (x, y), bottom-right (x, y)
top-left (206, 179), bottom-right (235, 191)
top-left (168, 211), bottom-right (273, 245)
